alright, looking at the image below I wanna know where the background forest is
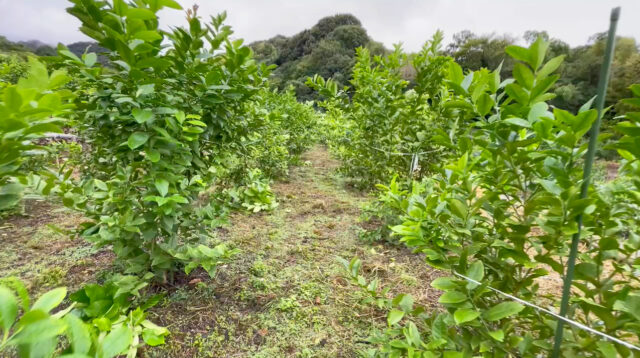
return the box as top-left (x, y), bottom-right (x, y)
top-left (2, 13), bottom-right (639, 115)
top-left (2, 4), bottom-right (640, 357)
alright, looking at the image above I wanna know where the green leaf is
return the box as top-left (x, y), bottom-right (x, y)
top-left (94, 179), bottom-right (108, 191)
top-left (136, 84), bottom-right (155, 97)
top-left (0, 286), bottom-right (18, 333)
top-left (155, 178), bottom-right (169, 197)
top-left (387, 309), bottom-right (404, 325)
top-left (453, 308), bottom-right (480, 324)
top-left (488, 329), bottom-right (504, 342)
top-left (613, 295), bottom-right (640, 321)
top-left (538, 179), bottom-right (562, 196)
top-left (475, 93), bottom-right (495, 116)
top-left (83, 53), bottom-right (97, 67)
top-left (483, 302), bottom-right (524, 321)
top-left (505, 45), bottom-right (530, 64)
top-left (4, 86), bottom-right (23, 111)
top-left (466, 261), bottom-right (484, 289)
top-left (32, 287), bottom-right (67, 313)
top-left (448, 198), bottom-right (467, 219)
top-left (596, 341), bottom-right (617, 357)
top-left (513, 63), bottom-right (534, 89)
top-left (146, 149), bottom-right (161, 162)
top-left (15, 311), bottom-right (66, 343)
top-left (158, 0), bottom-right (183, 10)
top-left (133, 30), bottom-right (163, 42)
top-left (126, 8), bottom-right (156, 20)
top-left (168, 195), bottom-right (188, 204)
top-left (132, 108), bottom-right (154, 124)
top-left (438, 291), bottom-right (467, 304)
top-left (431, 277), bottom-right (458, 291)
top-left (128, 132), bottom-right (150, 149)
top-left (466, 261), bottom-right (484, 282)
top-left (101, 325), bottom-right (133, 358)
top-left (448, 62), bottom-right (464, 84)
top-left (504, 83), bottom-right (529, 105)
top-left (63, 314), bottom-right (91, 354)
top-left (529, 37), bottom-right (550, 71)
top-left (504, 118), bottom-right (532, 128)
top-left (141, 320), bottom-right (169, 346)
top-left (537, 55), bottom-right (565, 79)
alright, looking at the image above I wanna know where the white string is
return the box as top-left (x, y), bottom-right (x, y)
top-left (453, 271), bottom-right (640, 351)
top-left (366, 144), bottom-right (442, 157)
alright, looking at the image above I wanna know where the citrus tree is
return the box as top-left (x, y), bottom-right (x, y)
top-left (59, 0), bottom-right (270, 277)
top-left (350, 38), bottom-right (640, 356)
top-left (308, 34), bottom-right (453, 189)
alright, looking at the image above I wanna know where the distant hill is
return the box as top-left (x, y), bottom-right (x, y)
top-left (1, 36), bottom-right (108, 64)
top-left (249, 14), bottom-right (387, 101)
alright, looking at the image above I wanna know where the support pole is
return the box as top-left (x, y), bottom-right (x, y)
top-left (551, 7), bottom-right (620, 357)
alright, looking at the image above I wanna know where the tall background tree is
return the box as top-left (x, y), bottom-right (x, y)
top-left (250, 14), bottom-right (386, 101)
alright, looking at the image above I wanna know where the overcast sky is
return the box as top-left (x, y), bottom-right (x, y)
top-left (1, 0), bottom-right (638, 52)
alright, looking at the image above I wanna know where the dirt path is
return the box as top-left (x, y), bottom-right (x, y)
top-left (151, 146), bottom-right (440, 357)
top-left (0, 146), bottom-right (440, 357)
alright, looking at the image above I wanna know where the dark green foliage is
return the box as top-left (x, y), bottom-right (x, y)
top-left (447, 30), bottom-right (640, 121)
top-left (445, 31), bottom-right (517, 79)
top-left (250, 14), bottom-right (382, 101)
top-left (17, 40), bottom-right (56, 56)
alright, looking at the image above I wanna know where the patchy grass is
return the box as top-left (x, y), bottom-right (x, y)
top-left (0, 200), bottom-right (114, 293)
top-left (147, 147), bottom-right (440, 357)
top-left (0, 146), bottom-right (440, 357)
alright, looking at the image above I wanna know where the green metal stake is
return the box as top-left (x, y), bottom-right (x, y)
top-left (551, 7), bottom-right (620, 357)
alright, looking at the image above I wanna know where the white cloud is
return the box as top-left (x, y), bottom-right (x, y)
top-left (1, 0), bottom-right (638, 51)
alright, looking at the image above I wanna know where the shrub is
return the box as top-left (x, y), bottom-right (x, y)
top-left (308, 34), bottom-right (453, 189)
top-left (350, 38), bottom-right (640, 356)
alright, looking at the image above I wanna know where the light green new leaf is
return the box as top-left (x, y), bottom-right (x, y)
top-left (505, 45), bottom-right (530, 64)
top-left (32, 287), bottom-right (67, 313)
top-left (538, 179), bottom-right (562, 196)
top-left (466, 261), bottom-right (484, 289)
top-left (387, 309), bottom-right (404, 325)
top-left (126, 8), bottom-right (156, 20)
top-left (101, 325), bottom-right (133, 358)
top-left (94, 179), bottom-right (108, 191)
top-left (537, 55), bottom-right (565, 79)
top-left (488, 329), bottom-right (504, 342)
top-left (453, 308), bottom-right (480, 324)
top-left (438, 291), bottom-right (467, 304)
top-left (475, 93), bottom-right (495, 116)
top-left (596, 341), bottom-right (618, 357)
top-left (134, 30), bottom-right (163, 42)
top-left (0, 287), bottom-right (18, 332)
top-left (63, 314), bottom-right (91, 354)
top-left (82, 53), bottom-right (97, 67)
top-left (504, 118), bottom-right (532, 128)
top-left (136, 84), bottom-right (155, 97)
top-left (513, 63), bottom-right (534, 90)
top-left (529, 37), bottom-right (550, 71)
top-left (431, 277), bottom-right (458, 291)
